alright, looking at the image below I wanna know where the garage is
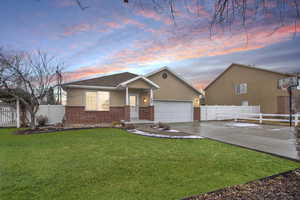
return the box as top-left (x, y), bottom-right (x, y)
top-left (154, 100), bottom-right (193, 123)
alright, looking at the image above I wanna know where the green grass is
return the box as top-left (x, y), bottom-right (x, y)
top-left (0, 128), bottom-right (299, 200)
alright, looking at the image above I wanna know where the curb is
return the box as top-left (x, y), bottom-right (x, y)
top-left (127, 129), bottom-right (203, 139)
top-left (205, 137), bottom-right (300, 163)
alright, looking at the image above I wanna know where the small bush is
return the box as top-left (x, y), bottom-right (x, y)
top-left (158, 122), bottom-right (164, 128)
top-left (112, 121), bottom-right (122, 128)
top-left (36, 115), bottom-right (48, 127)
top-left (124, 124), bottom-right (135, 130)
top-left (158, 122), bottom-right (170, 130)
top-left (55, 122), bottom-right (64, 128)
top-left (162, 124), bottom-right (170, 131)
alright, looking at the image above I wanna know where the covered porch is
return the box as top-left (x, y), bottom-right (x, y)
top-left (119, 76), bottom-right (159, 122)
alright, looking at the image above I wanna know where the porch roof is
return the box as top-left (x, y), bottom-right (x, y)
top-left (118, 76), bottom-right (160, 89)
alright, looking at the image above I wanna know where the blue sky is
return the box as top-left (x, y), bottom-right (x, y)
top-left (0, 0), bottom-right (299, 88)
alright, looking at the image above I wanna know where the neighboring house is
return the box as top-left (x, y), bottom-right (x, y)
top-left (62, 67), bottom-right (201, 125)
top-left (204, 63), bottom-right (300, 114)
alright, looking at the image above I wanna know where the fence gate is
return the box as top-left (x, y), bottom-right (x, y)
top-left (0, 105), bottom-right (17, 127)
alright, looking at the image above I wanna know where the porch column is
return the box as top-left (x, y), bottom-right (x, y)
top-left (150, 88), bottom-right (153, 106)
top-left (125, 87), bottom-right (129, 105)
top-left (16, 97), bottom-right (20, 128)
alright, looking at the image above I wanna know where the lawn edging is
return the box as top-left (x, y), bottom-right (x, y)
top-left (127, 129), bottom-right (204, 139)
top-left (205, 137), bottom-right (300, 163)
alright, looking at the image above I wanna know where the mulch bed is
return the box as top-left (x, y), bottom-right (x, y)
top-left (14, 126), bottom-right (115, 135)
top-left (135, 124), bottom-right (193, 136)
top-left (183, 168), bottom-right (300, 200)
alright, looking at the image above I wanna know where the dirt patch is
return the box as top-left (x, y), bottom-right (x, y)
top-left (135, 124), bottom-right (193, 136)
top-left (183, 168), bottom-right (300, 200)
top-left (14, 125), bottom-right (115, 135)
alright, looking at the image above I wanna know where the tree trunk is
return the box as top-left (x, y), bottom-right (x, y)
top-left (29, 112), bottom-right (36, 130)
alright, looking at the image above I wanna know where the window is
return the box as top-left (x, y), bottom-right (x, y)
top-left (129, 95), bottom-right (137, 106)
top-left (85, 91), bottom-right (110, 111)
top-left (235, 83), bottom-right (247, 95)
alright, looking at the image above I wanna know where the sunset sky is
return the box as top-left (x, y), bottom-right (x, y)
top-left (1, 0), bottom-right (299, 89)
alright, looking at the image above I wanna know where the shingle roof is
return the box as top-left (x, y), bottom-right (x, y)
top-left (63, 72), bottom-right (139, 87)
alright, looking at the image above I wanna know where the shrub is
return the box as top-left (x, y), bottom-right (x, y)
top-left (162, 124), bottom-right (170, 131)
top-left (158, 122), bottom-right (164, 128)
top-left (124, 124), bottom-right (135, 130)
top-left (158, 122), bottom-right (170, 130)
top-left (112, 121), bottom-right (122, 128)
top-left (36, 115), bottom-right (48, 127)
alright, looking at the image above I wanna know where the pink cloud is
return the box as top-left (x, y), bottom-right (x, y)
top-left (105, 22), bottom-right (123, 29)
top-left (62, 23), bottom-right (94, 36)
top-left (104, 18), bottom-right (145, 30)
top-left (64, 65), bottom-right (128, 82)
top-left (105, 23), bottom-right (300, 68)
top-left (137, 9), bottom-right (172, 25)
top-left (61, 17), bottom-right (145, 37)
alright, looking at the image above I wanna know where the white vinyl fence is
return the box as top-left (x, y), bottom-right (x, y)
top-left (228, 113), bottom-right (299, 127)
top-left (36, 105), bottom-right (65, 125)
top-left (0, 106), bottom-right (17, 127)
top-left (200, 105), bottom-right (261, 121)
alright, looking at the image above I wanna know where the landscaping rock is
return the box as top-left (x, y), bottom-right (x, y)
top-left (183, 168), bottom-right (300, 200)
top-left (124, 123), bottom-right (135, 130)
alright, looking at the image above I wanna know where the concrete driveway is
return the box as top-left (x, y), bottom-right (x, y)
top-left (169, 121), bottom-right (300, 161)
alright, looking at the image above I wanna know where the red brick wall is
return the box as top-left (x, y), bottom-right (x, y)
top-left (124, 106), bottom-right (130, 122)
top-left (194, 107), bottom-right (200, 121)
top-left (65, 106), bottom-right (127, 125)
top-left (139, 106), bottom-right (154, 121)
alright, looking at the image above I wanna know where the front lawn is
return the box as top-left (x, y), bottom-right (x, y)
top-left (0, 128), bottom-right (299, 200)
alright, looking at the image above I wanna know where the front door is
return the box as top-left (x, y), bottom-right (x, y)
top-left (129, 94), bottom-right (139, 120)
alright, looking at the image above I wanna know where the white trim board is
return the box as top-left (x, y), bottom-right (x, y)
top-left (118, 76), bottom-right (160, 89)
top-left (64, 85), bottom-right (118, 90)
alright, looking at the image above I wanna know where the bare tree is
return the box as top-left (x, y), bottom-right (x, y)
top-left (0, 50), bottom-right (63, 129)
top-left (74, 0), bottom-right (299, 36)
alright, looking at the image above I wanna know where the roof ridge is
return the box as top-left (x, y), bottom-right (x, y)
top-left (63, 71), bottom-right (139, 86)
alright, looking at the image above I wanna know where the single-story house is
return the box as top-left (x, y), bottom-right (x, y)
top-left (204, 63), bottom-right (300, 114)
top-left (62, 67), bottom-right (202, 125)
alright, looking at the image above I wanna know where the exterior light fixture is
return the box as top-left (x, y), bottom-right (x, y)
top-left (143, 97), bottom-right (148, 104)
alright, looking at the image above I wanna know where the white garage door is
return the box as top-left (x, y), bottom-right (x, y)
top-left (154, 100), bottom-right (193, 123)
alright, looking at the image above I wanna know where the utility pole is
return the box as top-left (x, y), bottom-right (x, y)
top-left (56, 66), bottom-right (63, 105)
top-left (288, 87), bottom-right (292, 127)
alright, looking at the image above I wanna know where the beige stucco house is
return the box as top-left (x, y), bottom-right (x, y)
top-left (205, 63), bottom-right (300, 114)
top-left (63, 67), bottom-right (202, 125)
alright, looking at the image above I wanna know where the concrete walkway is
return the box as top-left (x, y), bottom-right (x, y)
top-left (170, 121), bottom-right (300, 161)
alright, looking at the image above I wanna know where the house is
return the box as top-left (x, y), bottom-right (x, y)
top-left (62, 67), bottom-right (202, 125)
top-left (204, 63), bottom-right (300, 114)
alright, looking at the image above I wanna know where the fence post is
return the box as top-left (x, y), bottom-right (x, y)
top-left (259, 113), bottom-right (263, 124)
top-left (234, 113), bottom-right (238, 122)
top-left (295, 113), bottom-right (298, 127)
top-left (16, 97), bottom-right (20, 128)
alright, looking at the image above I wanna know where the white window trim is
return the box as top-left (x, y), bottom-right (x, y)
top-left (85, 91), bottom-right (110, 111)
top-left (235, 83), bottom-right (247, 95)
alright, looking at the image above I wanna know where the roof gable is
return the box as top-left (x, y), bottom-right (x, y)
top-left (146, 67), bottom-right (201, 94)
top-left (204, 63), bottom-right (291, 90)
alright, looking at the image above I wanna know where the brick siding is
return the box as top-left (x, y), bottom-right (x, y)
top-left (65, 106), bottom-right (127, 125)
top-left (194, 107), bottom-right (200, 121)
top-left (139, 106), bottom-right (154, 121)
